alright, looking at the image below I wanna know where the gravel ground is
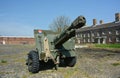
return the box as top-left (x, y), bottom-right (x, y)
top-left (0, 45), bottom-right (120, 78)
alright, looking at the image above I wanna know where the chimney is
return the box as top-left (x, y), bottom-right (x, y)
top-left (100, 20), bottom-right (104, 24)
top-left (93, 19), bottom-right (97, 25)
top-left (115, 13), bottom-right (120, 22)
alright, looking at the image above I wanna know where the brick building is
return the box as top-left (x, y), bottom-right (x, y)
top-left (0, 36), bottom-right (35, 45)
top-left (76, 13), bottom-right (120, 44)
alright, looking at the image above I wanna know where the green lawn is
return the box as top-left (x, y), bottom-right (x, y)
top-left (95, 44), bottom-right (120, 48)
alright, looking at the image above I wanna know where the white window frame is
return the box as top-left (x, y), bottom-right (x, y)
top-left (97, 32), bottom-right (100, 36)
top-left (88, 33), bottom-right (90, 37)
top-left (92, 38), bottom-right (94, 42)
top-left (102, 32), bottom-right (105, 35)
top-left (92, 33), bottom-right (94, 37)
top-left (84, 34), bottom-right (86, 37)
top-left (109, 31), bottom-right (112, 34)
top-left (116, 37), bottom-right (120, 42)
top-left (116, 30), bottom-right (119, 35)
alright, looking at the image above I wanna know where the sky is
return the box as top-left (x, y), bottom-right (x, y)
top-left (0, 0), bottom-right (119, 36)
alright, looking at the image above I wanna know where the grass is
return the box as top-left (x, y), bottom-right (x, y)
top-left (1, 60), bottom-right (7, 63)
top-left (112, 62), bottom-right (120, 66)
top-left (94, 44), bottom-right (120, 48)
top-left (0, 60), bottom-right (8, 66)
top-left (22, 75), bottom-right (27, 78)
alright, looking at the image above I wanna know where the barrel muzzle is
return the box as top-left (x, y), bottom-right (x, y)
top-left (71, 16), bottom-right (86, 29)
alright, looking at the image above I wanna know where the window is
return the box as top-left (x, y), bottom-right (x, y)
top-left (78, 34), bottom-right (80, 37)
top-left (109, 38), bottom-right (112, 42)
top-left (92, 39), bottom-right (94, 42)
top-left (97, 32), bottom-right (100, 36)
top-left (76, 34), bottom-right (78, 37)
top-left (78, 39), bottom-right (80, 43)
top-left (81, 34), bottom-right (82, 37)
top-left (88, 33), bottom-right (90, 37)
top-left (102, 32), bottom-right (105, 35)
top-left (116, 37), bottom-right (120, 42)
top-left (116, 30), bottom-right (119, 35)
top-left (84, 34), bottom-right (86, 37)
top-left (92, 33), bottom-right (94, 37)
top-left (109, 31), bottom-right (112, 34)
top-left (78, 33), bottom-right (80, 37)
top-left (88, 39), bottom-right (90, 42)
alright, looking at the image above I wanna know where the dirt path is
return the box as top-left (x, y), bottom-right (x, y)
top-left (0, 45), bottom-right (120, 78)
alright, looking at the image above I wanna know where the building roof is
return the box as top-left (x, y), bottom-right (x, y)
top-left (76, 22), bottom-right (120, 32)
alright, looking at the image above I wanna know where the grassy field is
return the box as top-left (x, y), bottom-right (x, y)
top-left (0, 45), bottom-right (120, 78)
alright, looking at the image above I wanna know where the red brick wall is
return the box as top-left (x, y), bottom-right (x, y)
top-left (0, 37), bottom-right (35, 45)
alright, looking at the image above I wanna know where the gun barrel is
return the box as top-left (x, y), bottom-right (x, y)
top-left (54, 16), bottom-right (86, 48)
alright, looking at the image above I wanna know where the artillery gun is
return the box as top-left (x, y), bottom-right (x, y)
top-left (26, 16), bottom-right (86, 73)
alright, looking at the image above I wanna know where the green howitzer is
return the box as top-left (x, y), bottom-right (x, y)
top-left (26, 16), bottom-right (86, 73)
top-left (54, 16), bottom-right (86, 48)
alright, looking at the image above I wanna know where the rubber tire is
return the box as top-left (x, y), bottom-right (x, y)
top-left (27, 50), bottom-right (40, 73)
top-left (65, 57), bottom-right (77, 67)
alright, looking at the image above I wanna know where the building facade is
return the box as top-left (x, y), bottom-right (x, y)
top-left (76, 13), bottom-right (120, 44)
top-left (0, 36), bottom-right (35, 45)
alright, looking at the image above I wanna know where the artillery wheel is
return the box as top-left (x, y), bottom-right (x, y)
top-left (65, 57), bottom-right (76, 67)
top-left (27, 50), bottom-right (40, 73)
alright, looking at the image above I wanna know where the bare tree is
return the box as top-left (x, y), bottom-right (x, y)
top-left (49, 16), bottom-right (71, 32)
